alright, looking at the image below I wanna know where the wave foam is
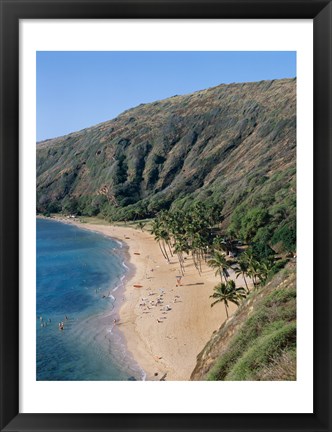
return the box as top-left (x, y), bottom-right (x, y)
top-left (114, 239), bottom-right (123, 248)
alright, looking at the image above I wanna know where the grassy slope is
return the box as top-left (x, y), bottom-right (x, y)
top-left (191, 263), bottom-right (296, 381)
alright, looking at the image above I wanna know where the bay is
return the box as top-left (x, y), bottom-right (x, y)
top-left (36, 218), bottom-right (142, 381)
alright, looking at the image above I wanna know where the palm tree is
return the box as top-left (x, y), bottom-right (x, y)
top-left (239, 250), bottom-right (259, 288)
top-left (173, 236), bottom-right (189, 276)
top-left (247, 259), bottom-right (261, 288)
top-left (218, 237), bottom-right (235, 257)
top-left (158, 211), bottom-right (174, 257)
top-left (208, 251), bottom-right (231, 283)
top-left (136, 221), bottom-right (146, 231)
top-left (150, 219), bottom-right (170, 262)
top-left (234, 259), bottom-right (250, 293)
top-left (210, 280), bottom-right (246, 318)
top-left (257, 260), bottom-right (274, 285)
top-left (212, 236), bottom-right (224, 252)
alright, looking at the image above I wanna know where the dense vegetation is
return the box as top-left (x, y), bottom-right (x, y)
top-left (149, 203), bottom-right (290, 319)
top-left (37, 78), bottom-right (296, 253)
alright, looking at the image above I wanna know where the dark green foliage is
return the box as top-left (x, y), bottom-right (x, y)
top-left (252, 226), bottom-right (272, 244)
top-left (47, 201), bottom-right (62, 213)
top-left (80, 195), bottom-right (108, 216)
top-left (248, 242), bottom-right (275, 261)
top-left (240, 208), bottom-right (270, 242)
top-left (153, 154), bottom-right (166, 165)
top-left (113, 155), bottom-right (128, 184)
top-left (146, 166), bottom-right (160, 188)
top-left (270, 258), bottom-right (288, 275)
top-left (271, 222), bottom-right (296, 253)
top-left (227, 165), bottom-right (296, 253)
top-left (62, 196), bottom-right (80, 215)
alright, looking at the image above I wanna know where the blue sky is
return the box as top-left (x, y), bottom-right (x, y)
top-left (37, 51), bottom-right (296, 141)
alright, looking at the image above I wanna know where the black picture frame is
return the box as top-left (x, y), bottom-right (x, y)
top-left (1, 1), bottom-right (331, 431)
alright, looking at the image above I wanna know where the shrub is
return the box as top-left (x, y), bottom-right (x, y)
top-left (248, 242), bottom-right (275, 261)
top-left (271, 222), bottom-right (296, 253)
top-left (225, 322), bottom-right (296, 380)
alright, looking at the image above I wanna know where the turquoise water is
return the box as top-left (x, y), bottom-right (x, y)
top-left (36, 218), bottom-right (143, 381)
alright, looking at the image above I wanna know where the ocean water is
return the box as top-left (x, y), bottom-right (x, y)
top-left (36, 218), bottom-right (143, 381)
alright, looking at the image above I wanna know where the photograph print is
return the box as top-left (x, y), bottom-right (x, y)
top-left (36, 51), bottom-right (296, 381)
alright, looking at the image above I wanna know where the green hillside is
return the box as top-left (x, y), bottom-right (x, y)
top-left (191, 263), bottom-right (296, 381)
top-left (37, 78), bottom-right (296, 253)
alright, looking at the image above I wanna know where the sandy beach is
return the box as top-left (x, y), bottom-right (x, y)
top-left (50, 217), bottom-right (249, 380)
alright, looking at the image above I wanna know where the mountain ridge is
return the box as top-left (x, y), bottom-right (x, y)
top-left (36, 78), bottom-right (296, 241)
top-left (38, 78), bottom-right (295, 144)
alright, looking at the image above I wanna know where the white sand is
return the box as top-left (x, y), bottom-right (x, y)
top-left (53, 218), bottom-right (250, 380)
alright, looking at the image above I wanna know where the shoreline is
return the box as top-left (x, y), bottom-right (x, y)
top-left (37, 215), bottom-right (146, 380)
top-left (38, 215), bottom-right (247, 380)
